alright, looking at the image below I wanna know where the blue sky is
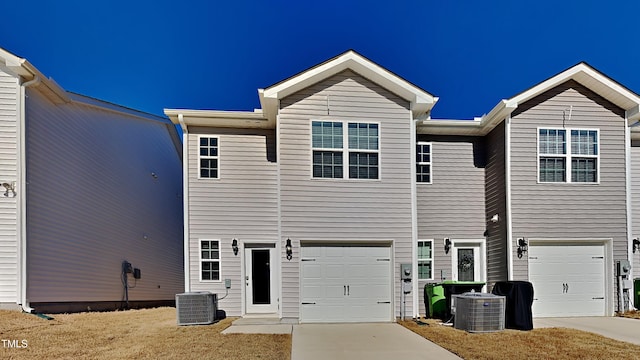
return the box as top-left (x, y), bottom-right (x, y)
top-left (1, 1), bottom-right (639, 119)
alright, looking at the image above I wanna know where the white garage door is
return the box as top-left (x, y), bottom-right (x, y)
top-left (529, 243), bottom-right (606, 317)
top-left (300, 245), bottom-right (392, 323)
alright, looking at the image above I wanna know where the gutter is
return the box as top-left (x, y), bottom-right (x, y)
top-left (178, 114), bottom-right (191, 292)
top-left (19, 75), bottom-right (40, 313)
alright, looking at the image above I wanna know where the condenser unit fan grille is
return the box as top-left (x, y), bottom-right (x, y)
top-left (454, 293), bottom-right (505, 333)
top-left (176, 292), bottom-right (217, 326)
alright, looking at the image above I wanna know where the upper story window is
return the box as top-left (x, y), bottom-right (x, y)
top-left (200, 240), bottom-right (220, 281)
top-left (199, 136), bottom-right (219, 179)
top-left (416, 142), bottom-right (432, 183)
top-left (312, 121), bottom-right (379, 179)
top-left (538, 128), bottom-right (599, 183)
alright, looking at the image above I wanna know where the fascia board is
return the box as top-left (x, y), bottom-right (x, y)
top-left (164, 108), bottom-right (271, 129)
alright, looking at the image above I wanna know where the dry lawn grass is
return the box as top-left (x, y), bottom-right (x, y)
top-left (401, 319), bottom-right (640, 360)
top-left (0, 307), bottom-right (290, 360)
top-left (620, 310), bottom-right (640, 320)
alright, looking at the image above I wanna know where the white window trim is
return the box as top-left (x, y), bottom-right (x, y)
top-left (417, 239), bottom-right (434, 280)
top-left (537, 127), bottom-right (600, 184)
top-left (198, 135), bottom-right (220, 180)
top-left (199, 239), bottom-right (222, 282)
top-left (309, 119), bottom-right (382, 181)
top-left (416, 141), bottom-right (433, 184)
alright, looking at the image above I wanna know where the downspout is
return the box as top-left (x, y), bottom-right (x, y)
top-left (409, 112), bottom-right (419, 318)
top-left (505, 115), bottom-right (514, 281)
top-left (624, 115), bottom-right (634, 309)
top-left (178, 114), bottom-right (190, 292)
top-left (19, 75), bottom-right (40, 313)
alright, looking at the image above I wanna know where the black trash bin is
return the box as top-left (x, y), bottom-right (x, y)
top-left (440, 281), bottom-right (485, 321)
top-left (491, 281), bottom-right (534, 330)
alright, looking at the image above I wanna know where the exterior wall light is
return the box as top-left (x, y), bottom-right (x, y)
top-left (517, 238), bottom-right (528, 259)
top-left (633, 238), bottom-right (640, 254)
top-left (231, 238), bottom-right (239, 256)
top-left (444, 238), bottom-right (451, 254)
top-left (285, 238), bottom-right (293, 260)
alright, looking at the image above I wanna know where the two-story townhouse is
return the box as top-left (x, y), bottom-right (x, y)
top-left (168, 51), bottom-right (640, 322)
top-left (0, 47), bottom-right (184, 313)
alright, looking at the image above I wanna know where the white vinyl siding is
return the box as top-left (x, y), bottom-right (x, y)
top-left (199, 136), bottom-right (219, 179)
top-left (417, 240), bottom-right (433, 280)
top-left (311, 120), bottom-right (379, 180)
top-left (538, 127), bottom-right (599, 183)
top-left (280, 70), bottom-right (413, 320)
top-left (0, 69), bottom-right (18, 304)
top-left (510, 80), bottom-right (626, 312)
top-left (187, 128), bottom-right (278, 316)
top-left (25, 88), bottom-right (184, 304)
top-left (416, 142), bottom-right (432, 183)
top-left (200, 240), bottom-right (220, 281)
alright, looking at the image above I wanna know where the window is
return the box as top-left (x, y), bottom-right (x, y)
top-left (200, 240), bottom-right (220, 281)
top-left (311, 121), bottom-right (379, 179)
top-left (538, 128), bottom-right (598, 183)
top-left (348, 123), bottom-right (379, 179)
top-left (199, 136), bottom-right (219, 179)
top-left (416, 142), bottom-right (432, 183)
top-left (312, 121), bottom-right (343, 178)
top-left (418, 240), bottom-right (433, 280)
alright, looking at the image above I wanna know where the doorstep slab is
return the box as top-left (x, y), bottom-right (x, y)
top-left (221, 324), bottom-right (293, 334)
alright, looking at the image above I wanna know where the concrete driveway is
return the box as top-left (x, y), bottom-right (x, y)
top-left (534, 317), bottom-right (640, 345)
top-left (291, 323), bottom-right (461, 360)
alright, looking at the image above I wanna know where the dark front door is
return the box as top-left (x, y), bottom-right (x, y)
top-left (251, 249), bottom-right (271, 305)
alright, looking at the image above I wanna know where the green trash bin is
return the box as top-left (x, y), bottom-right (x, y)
top-left (424, 283), bottom-right (446, 318)
top-left (635, 278), bottom-right (640, 309)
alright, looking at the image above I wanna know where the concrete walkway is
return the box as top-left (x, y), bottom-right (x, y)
top-left (534, 317), bottom-right (640, 345)
top-left (221, 317), bottom-right (293, 334)
top-left (291, 323), bottom-right (461, 360)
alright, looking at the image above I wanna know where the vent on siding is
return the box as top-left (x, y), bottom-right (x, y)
top-left (176, 292), bottom-right (217, 326)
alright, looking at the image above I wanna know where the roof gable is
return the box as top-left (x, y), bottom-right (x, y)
top-left (259, 50), bottom-right (438, 121)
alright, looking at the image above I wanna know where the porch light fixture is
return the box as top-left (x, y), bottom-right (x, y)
top-left (444, 238), bottom-right (451, 254)
top-left (517, 238), bottom-right (528, 259)
top-left (489, 214), bottom-right (499, 223)
top-left (633, 238), bottom-right (640, 253)
top-left (231, 239), bottom-right (239, 256)
top-left (285, 238), bottom-right (293, 260)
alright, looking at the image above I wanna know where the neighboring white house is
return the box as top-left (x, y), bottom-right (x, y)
top-left (0, 47), bottom-right (184, 313)
top-left (167, 50), bottom-right (640, 322)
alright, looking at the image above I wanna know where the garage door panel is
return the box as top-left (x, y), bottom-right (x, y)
top-left (529, 243), bottom-right (606, 317)
top-left (300, 245), bottom-right (392, 323)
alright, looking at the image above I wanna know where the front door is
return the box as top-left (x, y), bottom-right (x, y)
top-left (245, 246), bottom-right (277, 313)
top-left (451, 241), bottom-right (485, 283)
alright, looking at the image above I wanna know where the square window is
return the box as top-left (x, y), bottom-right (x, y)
top-left (538, 128), bottom-right (598, 183)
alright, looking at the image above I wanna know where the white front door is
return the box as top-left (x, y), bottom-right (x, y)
top-left (245, 246), bottom-right (278, 314)
top-left (451, 240), bottom-right (485, 283)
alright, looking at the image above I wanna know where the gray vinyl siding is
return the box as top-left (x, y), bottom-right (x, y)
top-left (0, 70), bottom-right (18, 304)
top-left (279, 70), bottom-right (414, 319)
top-left (186, 127), bottom-right (278, 316)
top-left (25, 88), bottom-right (184, 305)
top-left (416, 135), bottom-right (486, 316)
top-left (485, 121), bottom-right (508, 291)
top-left (630, 143), bottom-right (640, 273)
top-left (510, 80), bottom-right (627, 307)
